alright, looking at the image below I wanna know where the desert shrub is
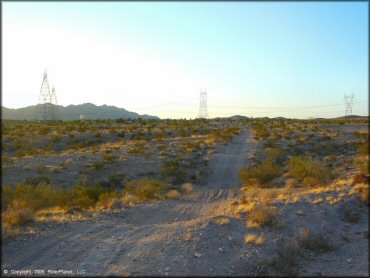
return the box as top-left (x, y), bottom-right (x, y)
top-left (268, 239), bottom-right (301, 276)
top-left (97, 192), bottom-right (123, 210)
top-left (357, 142), bottom-right (368, 155)
top-left (252, 123), bottom-right (269, 139)
top-left (50, 133), bottom-right (62, 143)
top-left (288, 156), bottom-right (329, 187)
top-left (23, 176), bottom-right (50, 186)
top-left (108, 174), bottom-right (126, 187)
top-left (38, 126), bottom-right (52, 136)
top-left (247, 204), bottom-right (282, 228)
top-left (68, 182), bottom-right (116, 209)
top-left (355, 158), bottom-right (369, 176)
top-left (117, 131), bottom-right (125, 138)
top-left (239, 160), bottom-right (280, 188)
top-left (67, 185), bottom-right (95, 208)
top-left (180, 141), bottom-right (198, 153)
top-left (160, 159), bottom-right (186, 184)
top-left (342, 206), bottom-right (362, 222)
top-left (352, 157), bottom-right (369, 184)
top-left (95, 132), bottom-right (102, 138)
top-left (3, 206), bottom-right (35, 227)
top-left (91, 161), bottom-right (104, 170)
top-left (2, 183), bottom-right (67, 212)
top-left (103, 153), bottom-right (117, 163)
top-left (36, 163), bottom-right (48, 173)
top-left (297, 228), bottom-right (335, 253)
top-left (127, 141), bottom-right (150, 157)
top-left (124, 179), bottom-right (169, 201)
top-left (265, 147), bottom-right (284, 164)
top-left (350, 183), bottom-right (369, 204)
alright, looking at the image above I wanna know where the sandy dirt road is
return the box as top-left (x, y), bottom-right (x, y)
top-left (2, 128), bottom-right (257, 276)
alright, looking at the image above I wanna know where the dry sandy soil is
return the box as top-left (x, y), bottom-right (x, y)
top-left (2, 128), bottom-right (369, 276)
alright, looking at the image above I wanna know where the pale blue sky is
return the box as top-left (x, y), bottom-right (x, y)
top-left (3, 2), bottom-right (368, 118)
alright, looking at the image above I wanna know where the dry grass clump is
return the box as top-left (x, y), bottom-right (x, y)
top-left (215, 217), bottom-right (230, 225)
top-left (312, 197), bottom-right (324, 204)
top-left (165, 189), bottom-right (182, 199)
top-left (35, 207), bottom-right (69, 222)
top-left (245, 233), bottom-right (265, 245)
top-left (242, 187), bottom-right (292, 205)
top-left (121, 193), bottom-right (140, 205)
top-left (182, 183), bottom-right (194, 193)
top-left (96, 192), bottom-right (124, 210)
top-left (247, 204), bottom-right (282, 228)
top-left (349, 183), bottom-right (369, 204)
top-left (102, 152), bottom-right (117, 163)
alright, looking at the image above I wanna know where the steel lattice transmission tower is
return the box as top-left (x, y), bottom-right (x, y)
top-left (198, 89), bottom-right (209, 119)
top-left (344, 94), bottom-right (354, 116)
top-left (37, 71), bottom-right (58, 121)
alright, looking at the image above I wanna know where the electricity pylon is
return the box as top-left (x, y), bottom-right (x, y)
top-left (344, 94), bottom-right (354, 116)
top-left (37, 70), bottom-right (58, 121)
top-left (198, 89), bottom-right (208, 119)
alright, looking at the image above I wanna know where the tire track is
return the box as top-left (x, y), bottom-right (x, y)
top-left (2, 127), bottom-right (254, 276)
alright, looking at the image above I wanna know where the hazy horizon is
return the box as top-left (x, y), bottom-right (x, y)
top-left (3, 2), bottom-right (369, 119)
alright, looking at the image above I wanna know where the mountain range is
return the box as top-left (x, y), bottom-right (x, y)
top-left (1, 103), bottom-right (160, 121)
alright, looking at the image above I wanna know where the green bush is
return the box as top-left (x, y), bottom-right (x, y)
top-left (2, 183), bottom-right (67, 212)
top-left (265, 147), bottom-right (283, 164)
top-left (239, 160), bottom-right (280, 188)
top-left (288, 156), bottom-right (329, 187)
top-left (67, 183), bottom-right (115, 208)
top-left (160, 159), bottom-right (186, 184)
top-left (252, 123), bottom-right (269, 139)
top-left (124, 179), bottom-right (169, 201)
top-left (357, 142), bottom-right (368, 155)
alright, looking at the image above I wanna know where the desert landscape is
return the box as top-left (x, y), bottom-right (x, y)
top-left (2, 117), bottom-right (368, 276)
top-left (2, 1), bottom-right (368, 277)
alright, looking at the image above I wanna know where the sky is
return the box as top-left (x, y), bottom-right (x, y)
top-left (2, 2), bottom-right (368, 119)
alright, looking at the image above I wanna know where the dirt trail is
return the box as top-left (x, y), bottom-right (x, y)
top-left (2, 128), bottom-right (255, 276)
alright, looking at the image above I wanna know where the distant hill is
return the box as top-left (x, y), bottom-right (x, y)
top-left (1, 103), bottom-right (160, 121)
top-left (334, 115), bottom-right (369, 119)
top-left (212, 115), bottom-right (250, 120)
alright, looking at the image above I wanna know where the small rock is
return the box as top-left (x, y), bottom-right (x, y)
top-left (209, 268), bottom-right (213, 272)
top-left (228, 236), bottom-right (232, 241)
top-left (194, 252), bottom-right (202, 258)
top-left (164, 272), bottom-right (169, 276)
top-left (218, 247), bottom-right (224, 252)
top-left (164, 267), bottom-right (170, 271)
